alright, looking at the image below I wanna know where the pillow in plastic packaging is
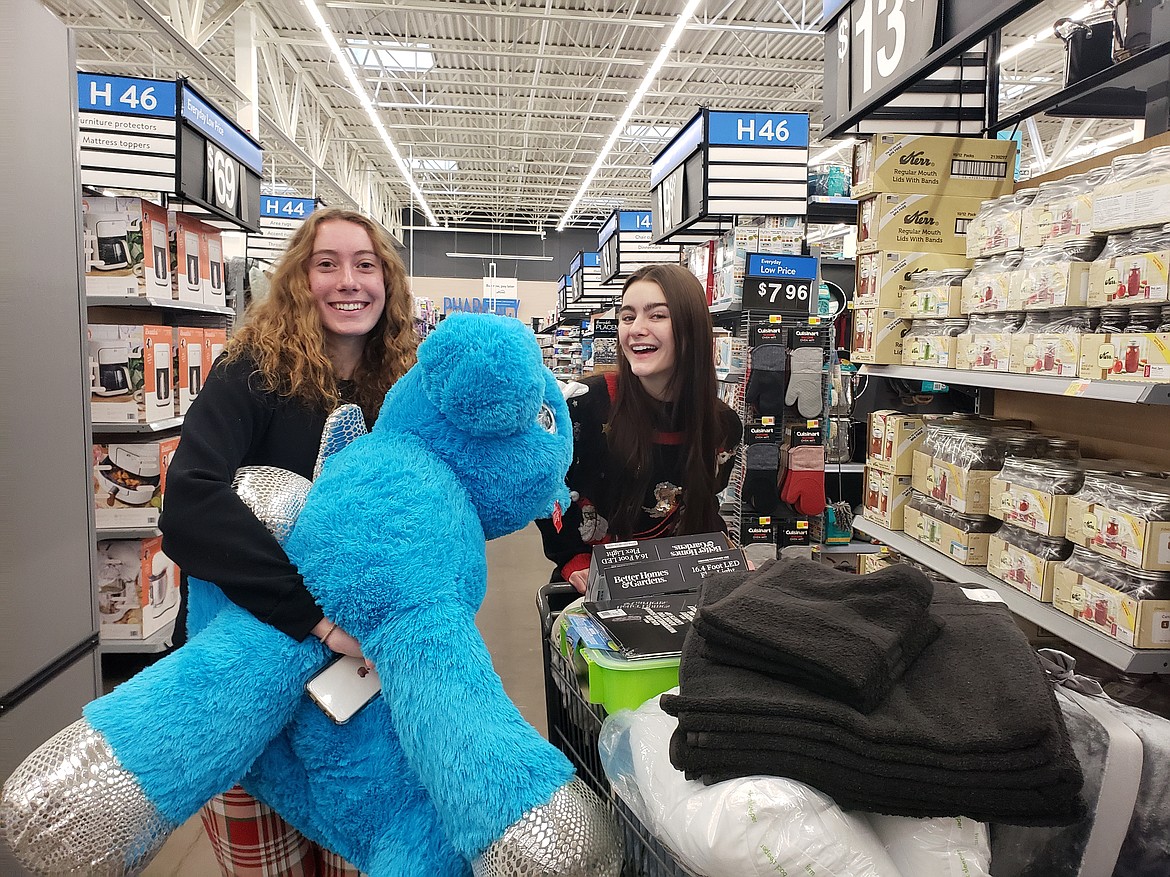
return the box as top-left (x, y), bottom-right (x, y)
top-left (866, 813), bottom-right (991, 877)
top-left (598, 691), bottom-right (888, 876)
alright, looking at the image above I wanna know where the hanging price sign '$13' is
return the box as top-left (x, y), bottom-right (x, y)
top-left (838, 0), bottom-right (938, 106)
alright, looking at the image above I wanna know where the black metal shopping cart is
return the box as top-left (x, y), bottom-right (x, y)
top-left (537, 582), bottom-right (696, 877)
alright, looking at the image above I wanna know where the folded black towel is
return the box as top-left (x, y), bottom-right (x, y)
top-left (664, 577), bottom-right (1064, 755)
top-left (669, 732), bottom-right (1086, 826)
top-left (691, 557), bottom-right (940, 712)
top-left (661, 576), bottom-right (1085, 825)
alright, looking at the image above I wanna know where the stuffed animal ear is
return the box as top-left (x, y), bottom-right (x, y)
top-left (417, 313), bottom-right (546, 436)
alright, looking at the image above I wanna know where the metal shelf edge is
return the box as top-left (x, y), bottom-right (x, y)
top-left (100, 620), bottom-right (175, 655)
top-left (859, 364), bottom-right (1170, 405)
top-left (86, 295), bottom-right (235, 316)
top-left (853, 517), bottom-right (1170, 674)
top-left (96, 527), bottom-right (161, 540)
top-left (92, 417), bottom-right (185, 434)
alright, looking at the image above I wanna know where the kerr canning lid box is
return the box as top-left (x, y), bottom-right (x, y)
top-left (852, 134), bottom-right (1016, 200)
top-left (857, 193), bottom-right (983, 256)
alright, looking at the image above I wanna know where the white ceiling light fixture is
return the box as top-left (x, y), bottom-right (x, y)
top-left (445, 252), bottom-right (554, 261)
top-left (556, 0), bottom-right (704, 231)
top-left (302, 0), bottom-right (439, 226)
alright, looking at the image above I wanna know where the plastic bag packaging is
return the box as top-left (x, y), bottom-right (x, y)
top-left (599, 692), bottom-right (901, 877)
top-left (866, 813), bottom-right (991, 877)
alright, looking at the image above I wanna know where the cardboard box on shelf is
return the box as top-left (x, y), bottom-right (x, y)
top-left (1078, 333), bottom-right (1116, 381)
top-left (1088, 249), bottom-right (1170, 307)
top-left (859, 551), bottom-right (900, 574)
top-left (990, 475), bottom-right (1071, 537)
top-left (902, 332), bottom-right (959, 368)
top-left (1092, 171), bottom-right (1170, 234)
top-left (857, 193), bottom-right (983, 256)
top-left (1009, 332), bottom-right (1082, 378)
top-left (1066, 494), bottom-right (1170, 572)
top-left (851, 307), bottom-right (908, 364)
top-left (966, 201), bottom-right (1023, 258)
top-left (1011, 263), bottom-right (1091, 310)
top-left (88, 324), bottom-right (144, 424)
top-left (902, 279), bottom-right (965, 318)
top-left (866, 410), bottom-right (897, 461)
top-left (81, 196), bottom-right (171, 298)
top-left (855, 251), bottom-right (972, 309)
top-left (1052, 564), bottom-right (1170, 649)
top-left (852, 135), bottom-right (1016, 200)
top-left (92, 437), bottom-right (179, 528)
top-left (956, 331), bottom-right (1013, 372)
top-left (862, 467), bottom-right (913, 530)
top-left (96, 536), bottom-right (180, 641)
top-left (203, 327), bottom-right (228, 378)
top-left (912, 449), bottom-right (998, 516)
top-left (1023, 191), bottom-right (1097, 250)
top-left (903, 501), bottom-right (994, 566)
top-left (141, 324), bottom-right (175, 422)
top-left (961, 269), bottom-right (1016, 314)
top-left (176, 327), bottom-right (204, 415)
top-left (204, 229), bottom-right (227, 307)
top-left (986, 534), bottom-right (1062, 602)
top-left (869, 414), bottom-right (925, 475)
top-left (170, 212), bottom-right (214, 303)
top-left (1099, 332), bottom-right (1170, 381)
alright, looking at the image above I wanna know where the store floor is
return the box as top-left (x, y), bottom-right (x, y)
top-left (113, 522), bottom-right (555, 876)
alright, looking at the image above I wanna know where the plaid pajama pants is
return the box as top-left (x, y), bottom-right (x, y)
top-left (200, 786), bottom-right (363, 876)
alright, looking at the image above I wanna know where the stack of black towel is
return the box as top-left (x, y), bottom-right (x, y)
top-left (660, 558), bottom-right (1085, 826)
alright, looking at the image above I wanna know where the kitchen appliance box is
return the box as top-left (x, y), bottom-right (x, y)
top-left (81, 196), bottom-right (172, 298)
top-left (862, 467), bottom-right (913, 530)
top-left (204, 231), bottom-right (226, 307)
top-left (986, 534), bottom-right (1062, 602)
top-left (585, 533), bottom-right (746, 601)
top-left (857, 194), bottom-right (984, 256)
top-left (170, 212), bottom-right (216, 304)
top-left (204, 328), bottom-right (228, 379)
top-left (850, 307), bottom-right (908, 364)
top-left (88, 323), bottom-right (143, 423)
top-left (855, 250), bottom-right (972, 310)
top-left (141, 324), bottom-right (175, 422)
top-left (1087, 248), bottom-right (1170, 307)
top-left (912, 450), bottom-right (999, 516)
top-left (852, 134), bottom-right (1016, 200)
top-left (1052, 564), bottom-right (1170, 650)
top-left (92, 437), bottom-right (179, 528)
top-left (177, 327), bottom-right (204, 415)
top-left (903, 502), bottom-right (993, 566)
top-left (990, 475), bottom-right (1071, 538)
top-left (867, 412), bottom-right (924, 476)
top-left (1008, 332), bottom-right (1083, 378)
top-left (96, 536), bottom-right (180, 641)
top-left (1066, 494), bottom-right (1170, 572)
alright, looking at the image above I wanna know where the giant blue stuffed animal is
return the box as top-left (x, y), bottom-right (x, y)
top-left (1, 313), bottom-right (621, 877)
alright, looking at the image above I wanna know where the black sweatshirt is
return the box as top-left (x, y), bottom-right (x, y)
top-left (536, 373), bottom-right (743, 582)
top-left (160, 354), bottom-right (363, 641)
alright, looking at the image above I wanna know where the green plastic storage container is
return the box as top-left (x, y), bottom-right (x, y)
top-left (579, 648), bottom-right (681, 714)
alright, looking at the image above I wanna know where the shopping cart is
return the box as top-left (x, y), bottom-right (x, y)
top-left (537, 582), bottom-right (696, 877)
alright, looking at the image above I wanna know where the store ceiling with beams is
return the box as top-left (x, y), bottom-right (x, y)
top-left (45, 0), bottom-right (1135, 234)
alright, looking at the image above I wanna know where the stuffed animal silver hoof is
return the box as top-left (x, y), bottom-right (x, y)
top-left (0, 718), bottom-right (174, 876)
top-left (472, 777), bottom-right (622, 877)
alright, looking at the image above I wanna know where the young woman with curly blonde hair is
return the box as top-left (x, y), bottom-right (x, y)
top-left (160, 207), bottom-right (417, 875)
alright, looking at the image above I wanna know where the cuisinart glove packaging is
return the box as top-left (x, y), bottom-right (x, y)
top-left (585, 533), bottom-right (746, 602)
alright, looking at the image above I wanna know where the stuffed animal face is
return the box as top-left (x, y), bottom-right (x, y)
top-left (375, 313), bottom-right (572, 539)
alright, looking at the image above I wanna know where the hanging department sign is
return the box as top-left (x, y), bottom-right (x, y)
top-left (77, 73), bottom-right (263, 232)
top-left (742, 254), bottom-right (819, 315)
top-left (247, 196), bottom-right (317, 264)
top-left (597, 210), bottom-right (682, 284)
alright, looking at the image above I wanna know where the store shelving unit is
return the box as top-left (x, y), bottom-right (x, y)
top-left (854, 517), bottom-right (1170, 674)
top-left (92, 417), bottom-right (186, 434)
top-left (859, 365), bottom-right (1170, 406)
top-left (103, 622), bottom-right (176, 655)
top-left (96, 527), bottom-right (162, 540)
top-left (86, 295), bottom-right (236, 317)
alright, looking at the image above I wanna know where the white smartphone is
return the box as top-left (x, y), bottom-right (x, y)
top-left (305, 656), bottom-right (382, 724)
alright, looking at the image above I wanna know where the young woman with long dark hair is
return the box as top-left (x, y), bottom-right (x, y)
top-left (538, 263), bottom-right (743, 593)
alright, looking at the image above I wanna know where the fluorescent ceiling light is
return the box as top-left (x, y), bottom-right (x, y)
top-left (446, 252), bottom-right (554, 261)
top-left (622, 124), bottom-right (679, 141)
top-left (809, 138), bottom-right (857, 165)
top-left (556, 0), bottom-right (704, 231)
top-left (998, 1), bottom-right (1106, 65)
top-left (346, 39), bottom-right (434, 73)
top-left (302, 0), bottom-right (439, 226)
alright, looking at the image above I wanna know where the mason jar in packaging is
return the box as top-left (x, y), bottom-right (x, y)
top-left (1027, 179), bottom-right (1077, 247)
top-left (1003, 432), bottom-right (1049, 461)
top-left (997, 522), bottom-right (1074, 561)
top-left (1121, 225), bottom-right (1170, 256)
top-left (1001, 455), bottom-right (1085, 493)
top-left (1109, 154), bottom-right (1148, 187)
top-left (1062, 236), bottom-right (1106, 262)
top-left (1097, 233), bottom-right (1132, 263)
top-left (1158, 304), bottom-right (1170, 332)
top-left (1123, 304), bottom-right (1163, 332)
top-left (906, 268), bottom-right (970, 317)
top-left (1041, 307), bottom-right (1097, 333)
top-left (1099, 306), bottom-right (1130, 333)
top-left (1044, 437), bottom-right (1082, 461)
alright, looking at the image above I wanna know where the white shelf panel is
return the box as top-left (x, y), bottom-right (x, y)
top-left (100, 620), bottom-right (174, 655)
top-left (813, 540), bottom-right (883, 555)
top-left (87, 295), bottom-right (235, 316)
top-left (96, 527), bottom-right (161, 540)
top-left (860, 364), bottom-right (1170, 406)
top-left (826, 461), bottom-right (865, 474)
top-left (853, 517), bottom-right (1170, 674)
top-left (92, 417), bottom-right (184, 434)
